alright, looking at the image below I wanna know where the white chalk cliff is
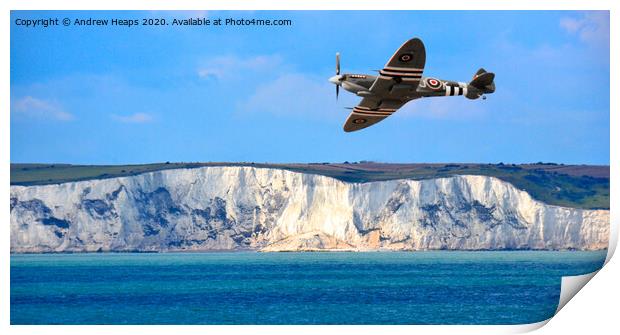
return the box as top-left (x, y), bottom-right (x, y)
top-left (10, 167), bottom-right (609, 252)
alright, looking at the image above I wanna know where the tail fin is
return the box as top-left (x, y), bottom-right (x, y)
top-left (470, 68), bottom-right (495, 93)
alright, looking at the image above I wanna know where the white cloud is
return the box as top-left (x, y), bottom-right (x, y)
top-left (12, 96), bottom-right (74, 121)
top-left (560, 12), bottom-right (609, 47)
top-left (396, 96), bottom-right (487, 120)
top-left (111, 112), bottom-right (153, 124)
top-left (236, 73), bottom-right (343, 120)
top-left (197, 54), bottom-right (284, 80)
top-left (238, 72), bottom-right (486, 122)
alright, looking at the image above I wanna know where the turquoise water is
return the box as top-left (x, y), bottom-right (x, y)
top-left (11, 251), bottom-right (606, 325)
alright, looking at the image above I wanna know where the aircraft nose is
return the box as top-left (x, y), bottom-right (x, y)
top-left (329, 75), bottom-right (341, 85)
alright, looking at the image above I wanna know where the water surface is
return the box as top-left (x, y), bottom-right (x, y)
top-left (10, 251), bottom-right (606, 324)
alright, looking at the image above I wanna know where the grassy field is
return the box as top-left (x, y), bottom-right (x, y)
top-left (11, 162), bottom-right (609, 210)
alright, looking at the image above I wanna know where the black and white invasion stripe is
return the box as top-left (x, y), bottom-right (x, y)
top-left (352, 106), bottom-right (396, 117)
top-left (445, 84), bottom-right (468, 96)
top-left (379, 66), bottom-right (423, 82)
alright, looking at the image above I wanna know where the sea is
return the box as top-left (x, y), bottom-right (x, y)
top-left (10, 250), bottom-right (607, 325)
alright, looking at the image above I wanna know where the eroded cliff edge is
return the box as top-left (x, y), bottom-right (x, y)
top-left (10, 166), bottom-right (609, 252)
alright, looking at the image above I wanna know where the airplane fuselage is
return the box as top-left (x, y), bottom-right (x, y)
top-left (334, 73), bottom-right (470, 101)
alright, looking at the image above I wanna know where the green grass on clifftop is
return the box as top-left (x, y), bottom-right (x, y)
top-left (10, 162), bottom-right (609, 210)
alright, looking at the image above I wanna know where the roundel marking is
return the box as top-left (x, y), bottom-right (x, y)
top-left (399, 53), bottom-right (413, 62)
top-left (426, 78), bottom-right (442, 90)
top-left (352, 118), bottom-right (367, 124)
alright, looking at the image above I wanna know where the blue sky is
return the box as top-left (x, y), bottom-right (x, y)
top-left (10, 10), bottom-right (609, 164)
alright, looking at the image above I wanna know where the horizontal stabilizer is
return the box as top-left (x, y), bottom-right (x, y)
top-left (466, 68), bottom-right (496, 99)
top-left (471, 70), bottom-right (495, 89)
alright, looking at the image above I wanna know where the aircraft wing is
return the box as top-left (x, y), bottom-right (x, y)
top-left (370, 38), bottom-right (426, 93)
top-left (343, 97), bottom-right (409, 132)
top-left (342, 38), bottom-right (425, 132)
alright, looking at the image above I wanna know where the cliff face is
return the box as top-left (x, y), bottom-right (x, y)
top-left (10, 167), bottom-right (609, 252)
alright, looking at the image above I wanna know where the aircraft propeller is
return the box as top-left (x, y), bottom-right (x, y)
top-left (336, 52), bottom-right (340, 75)
top-left (336, 52), bottom-right (340, 99)
top-left (329, 52), bottom-right (347, 100)
top-left (336, 83), bottom-right (340, 99)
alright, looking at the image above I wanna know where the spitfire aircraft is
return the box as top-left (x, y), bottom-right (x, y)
top-left (329, 38), bottom-right (495, 132)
